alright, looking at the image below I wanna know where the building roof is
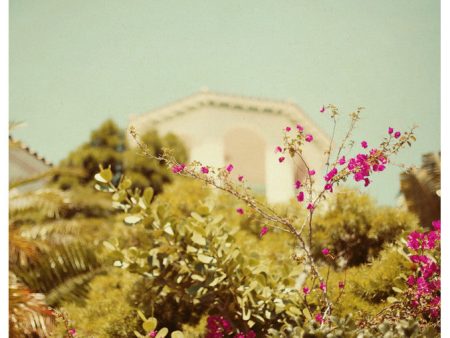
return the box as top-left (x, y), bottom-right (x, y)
top-left (130, 90), bottom-right (331, 149)
top-left (9, 136), bottom-right (53, 167)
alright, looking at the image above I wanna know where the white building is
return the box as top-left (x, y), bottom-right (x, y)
top-left (129, 91), bottom-right (330, 203)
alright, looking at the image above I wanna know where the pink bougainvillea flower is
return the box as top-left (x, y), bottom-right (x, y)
top-left (295, 180), bottom-right (302, 189)
top-left (315, 313), bottom-right (324, 324)
top-left (274, 146), bottom-right (283, 153)
top-left (432, 220), bottom-right (441, 230)
top-left (236, 208), bottom-right (244, 215)
top-left (324, 167), bottom-right (338, 182)
top-left (149, 331), bottom-right (157, 338)
top-left (171, 163), bottom-right (186, 173)
top-left (324, 183), bottom-right (333, 192)
top-left (226, 164), bottom-right (234, 172)
top-left (308, 169), bottom-right (316, 176)
top-left (321, 248), bottom-right (330, 255)
top-left (394, 131), bottom-right (401, 139)
top-left (305, 134), bottom-right (313, 142)
top-left (303, 287), bottom-right (310, 295)
top-left (320, 106), bottom-right (325, 113)
top-left (297, 124), bottom-right (304, 132)
top-left (238, 175), bottom-right (244, 182)
top-left (307, 203), bottom-right (315, 210)
top-left (285, 126), bottom-right (291, 132)
top-left (338, 156), bottom-right (346, 165)
top-left (297, 191), bottom-right (305, 202)
top-left (361, 141), bottom-right (368, 148)
top-left (259, 226), bottom-right (269, 238)
top-left (201, 166), bottom-right (209, 174)
top-left (278, 157), bottom-right (285, 163)
top-left (339, 281), bottom-right (345, 289)
top-left (388, 127), bottom-right (394, 134)
top-left (319, 281), bottom-right (327, 292)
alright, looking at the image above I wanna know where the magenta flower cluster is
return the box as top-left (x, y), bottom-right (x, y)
top-left (346, 148), bottom-right (387, 187)
top-left (405, 220), bottom-right (441, 320)
top-left (171, 163), bottom-right (186, 173)
top-left (206, 316), bottom-right (256, 338)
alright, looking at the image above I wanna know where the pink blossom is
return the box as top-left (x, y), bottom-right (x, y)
top-left (322, 248), bottom-right (330, 255)
top-left (339, 281), bottom-right (345, 289)
top-left (236, 208), bottom-right (244, 215)
top-left (320, 106), bottom-right (325, 113)
top-left (364, 178), bottom-right (370, 187)
top-left (308, 169), bottom-right (316, 176)
top-left (297, 124), bottom-right (304, 132)
top-left (171, 164), bottom-right (186, 173)
top-left (388, 127), bottom-right (394, 134)
top-left (338, 156), bottom-right (346, 165)
top-left (226, 164), bottom-right (234, 172)
top-left (238, 175), bottom-right (244, 182)
top-left (432, 220), bottom-right (441, 231)
top-left (315, 313), bottom-right (324, 324)
top-left (324, 167), bottom-right (338, 182)
top-left (394, 131), bottom-right (401, 139)
top-left (285, 126), bottom-right (291, 132)
top-left (324, 183), bottom-right (333, 192)
top-left (307, 203), bottom-right (315, 210)
top-left (278, 157), bottom-right (285, 163)
top-left (303, 287), bottom-right (310, 295)
top-left (305, 134), bottom-right (313, 142)
top-left (319, 281), bottom-right (327, 292)
top-left (275, 146), bottom-right (282, 153)
top-left (259, 226), bottom-right (268, 238)
top-left (295, 180), bottom-right (302, 189)
top-left (361, 141), bottom-right (368, 148)
top-left (149, 331), bottom-right (157, 338)
top-left (69, 329), bottom-right (76, 336)
top-left (407, 275), bottom-right (416, 286)
top-left (201, 166), bottom-right (209, 174)
top-left (297, 191), bottom-right (305, 202)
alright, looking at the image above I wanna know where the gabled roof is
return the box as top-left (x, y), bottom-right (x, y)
top-left (9, 136), bottom-right (53, 167)
top-left (130, 90), bottom-right (331, 148)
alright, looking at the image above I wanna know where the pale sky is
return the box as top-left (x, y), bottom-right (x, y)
top-left (9, 0), bottom-right (440, 205)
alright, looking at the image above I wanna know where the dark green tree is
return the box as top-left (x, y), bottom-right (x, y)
top-left (53, 119), bottom-right (188, 195)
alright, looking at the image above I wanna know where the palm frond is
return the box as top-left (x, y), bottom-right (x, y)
top-left (400, 152), bottom-right (440, 227)
top-left (12, 242), bottom-right (102, 306)
top-left (9, 273), bottom-right (54, 338)
top-left (9, 189), bottom-right (69, 220)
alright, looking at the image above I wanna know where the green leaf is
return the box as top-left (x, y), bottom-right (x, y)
top-left (392, 287), bottom-right (404, 293)
top-left (143, 187), bottom-right (154, 206)
top-left (155, 327), bottom-right (169, 338)
top-left (302, 308), bottom-right (312, 320)
top-left (124, 214), bottom-right (143, 225)
top-left (197, 253), bottom-right (214, 264)
top-left (137, 310), bottom-right (147, 322)
top-left (171, 331), bottom-right (184, 338)
top-left (96, 166), bottom-right (113, 183)
top-left (103, 241), bottom-right (116, 251)
top-left (119, 176), bottom-right (132, 190)
top-left (191, 232), bottom-right (206, 246)
top-left (191, 212), bottom-right (205, 223)
top-left (142, 317), bottom-right (157, 332)
top-left (387, 296), bottom-right (399, 303)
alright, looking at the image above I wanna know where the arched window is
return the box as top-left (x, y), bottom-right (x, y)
top-left (224, 128), bottom-right (266, 194)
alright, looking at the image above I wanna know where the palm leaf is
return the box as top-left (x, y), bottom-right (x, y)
top-left (9, 273), bottom-right (54, 338)
top-left (400, 152), bottom-right (440, 227)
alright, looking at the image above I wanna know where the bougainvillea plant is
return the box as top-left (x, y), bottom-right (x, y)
top-left (405, 220), bottom-right (441, 322)
top-left (126, 104), bottom-right (418, 326)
